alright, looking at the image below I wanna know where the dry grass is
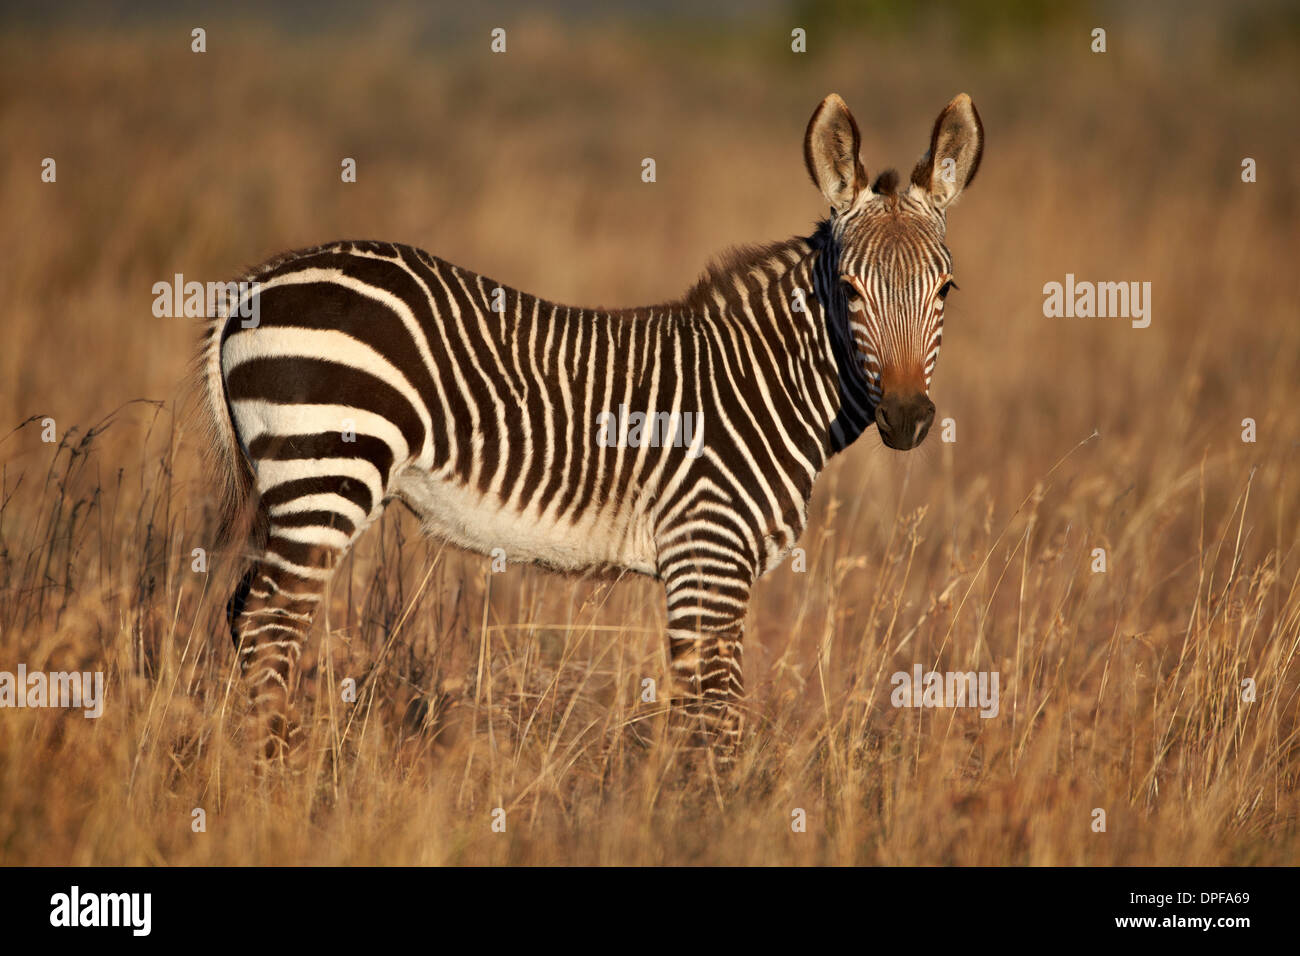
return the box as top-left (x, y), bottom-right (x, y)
top-left (1, 7), bottom-right (1298, 865)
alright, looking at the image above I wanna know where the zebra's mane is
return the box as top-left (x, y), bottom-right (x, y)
top-left (669, 166), bottom-right (906, 314)
top-left (677, 222), bottom-right (831, 312)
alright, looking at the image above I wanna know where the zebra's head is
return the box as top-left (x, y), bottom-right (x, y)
top-left (805, 93), bottom-right (983, 451)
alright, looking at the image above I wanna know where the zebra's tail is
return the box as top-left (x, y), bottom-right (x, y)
top-left (193, 289), bottom-right (263, 554)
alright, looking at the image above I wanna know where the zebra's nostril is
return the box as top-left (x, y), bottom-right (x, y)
top-left (875, 404), bottom-right (892, 432)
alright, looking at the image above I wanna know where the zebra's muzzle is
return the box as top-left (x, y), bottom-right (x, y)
top-left (875, 393), bottom-right (935, 450)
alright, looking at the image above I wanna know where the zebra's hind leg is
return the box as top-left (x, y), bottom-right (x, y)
top-left (657, 537), bottom-right (756, 767)
top-left (229, 506), bottom-right (360, 766)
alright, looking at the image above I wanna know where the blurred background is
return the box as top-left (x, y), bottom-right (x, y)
top-left (0, 1), bottom-right (1297, 865)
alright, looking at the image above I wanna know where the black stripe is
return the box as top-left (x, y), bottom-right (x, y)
top-left (266, 535), bottom-right (334, 570)
top-left (226, 357), bottom-right (425, 458)
top-left (269, 509), bottom-right (357, 537)
top-left (249, 432), bottom-right (395, 487)
top-left (260, 475), bottom-right (373, 517)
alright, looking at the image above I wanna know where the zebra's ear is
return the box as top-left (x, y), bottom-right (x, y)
top-left (912, 93), bottom-right (983, 212)
top-left (804, 94), bottom-right (868, 214)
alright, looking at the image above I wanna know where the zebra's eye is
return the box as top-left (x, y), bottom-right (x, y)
top-left (937, 279), bottom-right (957, 300)
top-left (840, 276), bottom-right (866, 312)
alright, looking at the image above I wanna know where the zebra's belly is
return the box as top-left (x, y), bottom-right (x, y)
top-left (391, 469), bottom-right (658, 576)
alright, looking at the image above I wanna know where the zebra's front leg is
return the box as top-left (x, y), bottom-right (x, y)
top-left (659, 548), bottom-right (756, 765)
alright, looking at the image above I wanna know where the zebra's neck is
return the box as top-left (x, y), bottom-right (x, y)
top-left (802, 220), bottom-right (877, 454)
top-left (687, 221), bottom-right (876, 459)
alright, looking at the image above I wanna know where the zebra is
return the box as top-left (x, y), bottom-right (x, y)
top-left (202, 93), bottom-right (983, 766)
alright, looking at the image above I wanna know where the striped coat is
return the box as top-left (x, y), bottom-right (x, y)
top-left (204, 93), bottom-right (983, 765)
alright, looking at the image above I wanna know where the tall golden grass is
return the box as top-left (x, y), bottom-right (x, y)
top-left (1, 8), bottom-right (1297, 864)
